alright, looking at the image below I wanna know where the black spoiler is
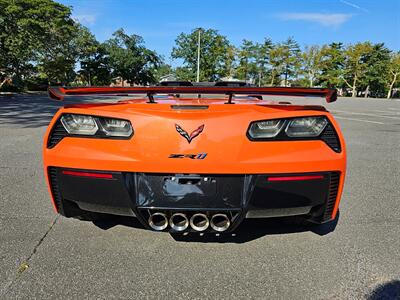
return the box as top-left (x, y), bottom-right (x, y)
top-left (48, 86), bottom-right (337, 103)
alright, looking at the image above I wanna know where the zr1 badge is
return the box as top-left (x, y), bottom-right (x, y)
top-left (169, 153), bottom-right (207, 159)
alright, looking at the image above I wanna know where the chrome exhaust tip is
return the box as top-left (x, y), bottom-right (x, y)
top-left (169, 213), bottom-right (189, 232)
top-left (189, 213), bottom-right (209, 232)
top-left (148, 212), bottom-right (168, 231)
top-left (210, 214), bottom-right (230, 232)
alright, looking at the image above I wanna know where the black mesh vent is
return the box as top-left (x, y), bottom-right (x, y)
top-left (321, 123), bottom-right (341, 153)
top-left (322, 172), bottom-right (340, 221)
top-left (47, 119), bottom-right (68, 148)
top-left (48, 167), bottom-right (63, 214)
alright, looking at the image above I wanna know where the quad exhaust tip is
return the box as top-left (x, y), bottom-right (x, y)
top-left (210, 214), bottom-right (230, 232)
top-left (190, 213), bottom-right (209, 232)
top-left (148, 212), bottom-right (168, 231)
top-left (148, 211), bottom-right (230, 232)
top-left (169, 213), bottom-right (189, 232)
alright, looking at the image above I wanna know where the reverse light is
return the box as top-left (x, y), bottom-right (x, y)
top-left (99, 118), bottom-right (132, 137)
top-left (60, 114), bottom-right (98, 135)
top-left (285, 117), bottom-right (327, 137)
top-left (248, 119), bottom-right (285, 138)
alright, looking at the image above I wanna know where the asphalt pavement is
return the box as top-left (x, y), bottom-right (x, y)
top-left (0, 94), bottom-right (399, 299)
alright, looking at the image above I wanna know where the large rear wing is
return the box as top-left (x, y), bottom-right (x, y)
top-left (48, 86), bottom-right (337, 103)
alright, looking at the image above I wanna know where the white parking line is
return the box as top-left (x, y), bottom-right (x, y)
top-left (388, 108), bottom-right (400, 111)
top-left (372, 110), bottom-right (400, 115)
top-left (331, 110), bottom-right (400, 120)
top-left (334, 116), bottom-right (385, 125)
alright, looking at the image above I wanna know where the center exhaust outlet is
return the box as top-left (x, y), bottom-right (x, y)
top-left (148, 212), bottom-right (168, 231)
top-left (169, 213), bottom-right (189, 232)
top-left (210, 214), bottom-right (230, 232)
top-left (189, 213), bottom-right (209, 232)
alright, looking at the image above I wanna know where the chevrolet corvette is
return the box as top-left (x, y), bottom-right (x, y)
top-left (43, 82), bottom-right (346, 233)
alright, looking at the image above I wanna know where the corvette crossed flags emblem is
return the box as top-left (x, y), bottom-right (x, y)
top-left (175, 124), bottom-right (205, 144)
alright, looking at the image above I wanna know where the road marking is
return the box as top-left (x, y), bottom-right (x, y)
top-left (388, 108), bottom-right (400, 111)
top-left (331, 110), bottom-right (400, 120)
top-left (334, 116), bottom-right (385, 125)
top-left (372, 110), bottom-right (400, 115)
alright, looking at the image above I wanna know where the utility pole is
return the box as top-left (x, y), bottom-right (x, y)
top-left (196, 29), bottom-right (201, 82)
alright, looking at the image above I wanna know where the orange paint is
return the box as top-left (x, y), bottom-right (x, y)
top-left (43, 91), bottom-right (346, 218)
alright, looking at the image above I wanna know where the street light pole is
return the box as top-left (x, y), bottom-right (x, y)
top-left (196, 29), bottom-right (201, 82)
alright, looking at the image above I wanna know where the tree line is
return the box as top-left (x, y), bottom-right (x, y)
top-left (173, 29), bottom-right (400, 98)
top-left (1, 0), bottom-right (399, 98)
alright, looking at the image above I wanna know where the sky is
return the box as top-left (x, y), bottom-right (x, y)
top-left (59, 0), bottom-right (400, 65)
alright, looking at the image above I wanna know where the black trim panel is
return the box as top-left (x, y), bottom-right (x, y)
top-left (247, 172), bottom-right (333, 220)
top-left (48, 167), bottom-right (341, 230)
top-left (56, 168), bottom-right (135, 217)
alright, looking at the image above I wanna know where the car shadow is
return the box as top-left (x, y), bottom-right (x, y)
top-left (92, 215), bottom-right (144, 231)
top-left (92, 213), bottom-right (339, 244)
top-left (367, 280), bottom-right (400, 300)
top-left (0, 94), bottom-right (127, 128)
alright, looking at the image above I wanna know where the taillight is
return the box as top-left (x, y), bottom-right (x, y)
top-left (267, 175), bottom-right (324, 182)
top-left (62, 170), bottom-right (113, 179)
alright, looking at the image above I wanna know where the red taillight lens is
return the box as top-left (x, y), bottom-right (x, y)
top-left (62, 170), bottom-right (113, 179)
top-left (267, 175), bottom-right (324, 182)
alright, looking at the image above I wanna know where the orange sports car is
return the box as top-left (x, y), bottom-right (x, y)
top-left (43, 82), bottom-right (346, 233)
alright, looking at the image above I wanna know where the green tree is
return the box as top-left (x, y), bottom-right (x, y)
top-left (104, 29), bottom-right (161, 85)
top-left (224, 45), bottom-right (237, 79)
top-left (37, 25), bottom-right (92, 85)
top-left (78, 44), bottom-right (112, 86)
top-left (0, 0), bottom-right (76, 88)
top-left (268, 38), bottom-right (300, 86)
top-left (386, 52), bottom-right (400, 98)
top-left (281, 37), bottom-right (301, 86)
top-left (174, 66), bottom-right (194, 81)
top-left (235, 39), bottom-right (272, 85)
top-left (76, 27), bottom-right (111, 86)
top-left (172, 28), bottom-right (231, 81)
top-left (236, 39), bottom-right (256, 82)
top-left (342, 42), bottom-right (373, 97)
top-left (301, 45), bottom-right (323, 87)
top-left (359, 43), bottom-right (391, 97)
top-left (319, 43), bottom-right (345, 88)
top-left (269, 45), bottom-right (286, 86)
top-left (254, 39), bottom-right (273, 86)
top-left (152, 63), bottom-right (173, 82)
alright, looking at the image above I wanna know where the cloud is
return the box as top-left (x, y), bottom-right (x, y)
top-left (278, 13), bottom-right (353, 27)
top-left (339, 0), bottom-right (369, 13)
top-left (73, 14), bottom-right (96, 26)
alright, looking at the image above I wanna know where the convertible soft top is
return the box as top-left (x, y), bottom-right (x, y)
top-left (48, 86), bottom-right (337, 103)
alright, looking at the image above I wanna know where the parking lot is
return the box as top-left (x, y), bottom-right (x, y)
top-left (0, 94), bottom-right (399, 299)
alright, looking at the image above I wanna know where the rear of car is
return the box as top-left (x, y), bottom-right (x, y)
top-left (43, 85), bottom-right (346, 233)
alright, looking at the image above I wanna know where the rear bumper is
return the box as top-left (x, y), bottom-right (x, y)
top-left (47, 167), bottom-right (343, 231)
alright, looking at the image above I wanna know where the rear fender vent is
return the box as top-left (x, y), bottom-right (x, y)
top-left (321, 123), bottom-right (341, 153)
top-left (47, 119), bottom-right (67, 148)
top-left (322, 172), bottom-right (340, 221)
top-left (48, 167), bottom-right (64, 214)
